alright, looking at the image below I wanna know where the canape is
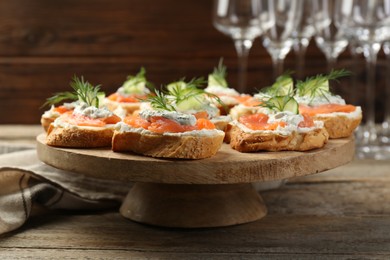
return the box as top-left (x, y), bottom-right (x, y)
top-left (295, 70), bottom-right (362, 138)
top-left (46, 76), bottom-right (121, 148)
top-left (112, 89), bottom-right (225, 159)
top-left (229, 96), bottom-right (329, 152)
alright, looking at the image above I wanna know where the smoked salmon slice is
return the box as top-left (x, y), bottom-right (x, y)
top-left (299, 104), bottom-right (356, 117)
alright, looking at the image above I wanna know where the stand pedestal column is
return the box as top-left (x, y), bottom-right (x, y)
top-left (120, 183), bottom-right (268, 228)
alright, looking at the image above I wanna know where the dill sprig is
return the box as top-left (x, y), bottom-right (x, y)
top-left (70, 76), bottom-right (102, 108)
top-left (168, 77), bottom-right (206, 104)
top-left (42, 75), bottom-right (103, 108)
top-left (147, 89), bottom-right (176, 111)
top-left (42, 91), bottom-right (78, 108)
top-left (209, 58), bottom-right (228, 87)
top-left (259, 95), bottom-right (299, 114)
top-left (296, 69), bottom-right (351, 99)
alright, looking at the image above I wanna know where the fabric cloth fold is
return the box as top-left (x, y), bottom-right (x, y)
top-left (0, 147), bottom-right (132, 235)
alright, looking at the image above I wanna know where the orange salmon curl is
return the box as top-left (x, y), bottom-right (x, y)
top-left (124, 114), bottom-right (216, 133)
top-left (299, 104), bottom-right (356, 117)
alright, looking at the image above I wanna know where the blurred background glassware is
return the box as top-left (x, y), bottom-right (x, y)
top-left (291, 0), bottom-right (316, 79)
top-left (379, 41), bottom-right (390, 145)
top-left (213, 0), bottom-right (267, 93)
top-left (312, 0), bottom-right (349, 72)
top-left (340, 0), bottom-right (390, 159)
top-left (261, 0), bottom-right (303, 79)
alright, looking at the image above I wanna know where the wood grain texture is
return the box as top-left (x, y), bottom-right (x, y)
top-left (0, 166), bottom-right (389, 258)
top-left (36, 134), bottom-right (355, 184)
top-left (120, 183), bottom-right (267, 228)
top-left (0, 0), bottom-right (386, 124)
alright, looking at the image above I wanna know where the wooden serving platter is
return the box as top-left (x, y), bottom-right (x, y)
top-left (36, 134), bottom-right (355, 228)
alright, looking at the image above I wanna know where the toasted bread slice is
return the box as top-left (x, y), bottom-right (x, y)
top-left (229, 124), bottom-right (329, 152)
top-left (112, 129), bottom-right (225, 159)
top-left (46, 125), bottom-right (115, 148)
top-left (313, 114), bottom-right (362, 139)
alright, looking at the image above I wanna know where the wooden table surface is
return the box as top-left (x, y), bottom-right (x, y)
top-left (0, 125), bottom-right (389, 259)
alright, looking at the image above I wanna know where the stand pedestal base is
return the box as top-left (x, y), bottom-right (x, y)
top-left (120, 183), bottom-right (268, 228)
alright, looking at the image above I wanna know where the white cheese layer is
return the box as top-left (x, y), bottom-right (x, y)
top-left (139, 110), bottom-right (197, 126)
top-left (295, 94), bottom-right (346, 106)
top-left (73, 103), bottom-right (114, 119)
top-left (115, 122), bottom-right (224, 137)
top-left (231, 111), bottom-right (324, 136)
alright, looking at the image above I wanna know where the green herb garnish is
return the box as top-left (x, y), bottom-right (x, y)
top-left (147, 89), bottom-right (176, 111)
top-left (296, 69), bottom-right (351, 100)
top-left (260, 71), bottom-right (294, 96)
top-left (147, 77), bottom-right (225, 112)
top-left (42, 75), bottom-right (103, 108)
top-left (208, 58), bottom-right (228, 87)
top-left (260, 95), bottom-right (299, 114)
top-left (121, 67), bottom-right (154, 95)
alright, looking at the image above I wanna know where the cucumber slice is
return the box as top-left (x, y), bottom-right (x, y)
top-left (267, 96), bottom-right (299, 114)
top-left (262, 75), bottom-right (293, 96)
top-left (167, 81), bottom-right (187, 92)
top-left (208, 74), bottom-right (228, 88)
top-left (176, 95), bottom-right (205, 111)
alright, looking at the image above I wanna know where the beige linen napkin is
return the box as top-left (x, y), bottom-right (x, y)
top-left (0, 146), bottom-right (132, 235)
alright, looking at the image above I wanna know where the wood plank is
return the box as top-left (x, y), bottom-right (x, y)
top-left (0, 249), bottom-right (387, 260)
top-left (1, 172), bottom-right (389, 255)
top-left (0, 212), bottom-right (389, 255)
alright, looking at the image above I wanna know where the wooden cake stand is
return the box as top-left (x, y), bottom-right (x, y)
top-left (36, 134), bottom-right (355, 228)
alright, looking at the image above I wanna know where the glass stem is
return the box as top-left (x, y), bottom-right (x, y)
top-left (382, 46), bottom-right (390, 142)
top-left (271, 56), bottom-right (284, 80)
top-left (362, 43), bottom-right (381, 145)
top-left (326, 56), bottom-right (337, 73)
top-left (234, 39), bottom-right (252, 93)
top-left (293, 39), bottom-right (309, 79)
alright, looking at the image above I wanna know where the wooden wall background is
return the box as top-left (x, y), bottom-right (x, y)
top-left (0, 0), bottom-right (387, 124)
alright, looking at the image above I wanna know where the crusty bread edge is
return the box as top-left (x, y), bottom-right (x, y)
top-left (229, 124), bottom-right (329, 152)
top-left (112, 130), bottom-right (225, 159)
top-left (46, 125), bottom-right (114, 148)
top-left (313, 114), bottom-right (362, 139)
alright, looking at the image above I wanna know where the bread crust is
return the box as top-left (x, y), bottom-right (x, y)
top-left (313, 114), bottom-right (362, 139)
top-left (105, 99), bottom-right (140, 115)
top-left (46, 125), bottom-right (114, 148)
top-left (229, 124), bottom-right (329, 152)
top-left (40, 116), bottom-right (55, 132)
top-left (112, 130), bottom-right (225, 159)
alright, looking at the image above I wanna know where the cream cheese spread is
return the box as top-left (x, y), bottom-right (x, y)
top-left (231, 111), bottom-right (324, 136)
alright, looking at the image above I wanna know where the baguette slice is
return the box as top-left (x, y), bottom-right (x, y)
top-left (229, 124), bottom-right (329, 152)
top-left (46, 124), bottom-right (115, 148)
top-left (313, 113), bottom-right (362, 139)
top-left (112, 129), bottom-right (225, 159)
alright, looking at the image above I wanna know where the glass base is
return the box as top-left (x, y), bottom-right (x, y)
top-left (355, 144), bottom-right (390, 160)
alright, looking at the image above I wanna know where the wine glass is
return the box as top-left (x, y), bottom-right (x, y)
top-left (213, 0), bottom-right (267, 93)
top-left (261, 0), bottom-right (303, 79)
top-left (339, 0), bottom-right (390, 159)
top-left (292, 0), bottom-right (316, 79)
top-left (379, 41), bottom-right (390, 145)
top-left (312, 0), bottom-right (349, 72)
